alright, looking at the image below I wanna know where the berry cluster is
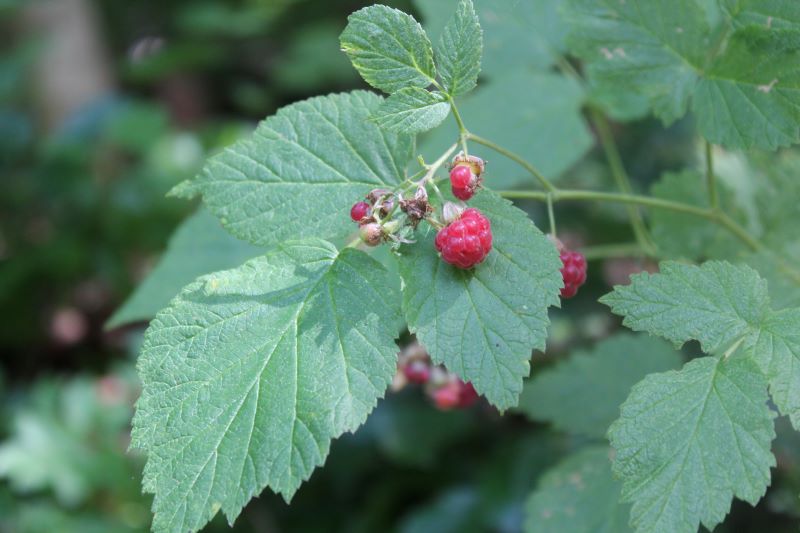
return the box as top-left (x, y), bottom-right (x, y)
top-left (396, 342), bottom-right (480, 411)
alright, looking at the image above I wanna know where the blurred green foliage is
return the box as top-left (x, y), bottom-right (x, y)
top-left (2, 0), bottom-right (800, 532)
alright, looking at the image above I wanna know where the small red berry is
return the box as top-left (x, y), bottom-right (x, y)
top-left (432, 381), bottom-right (462, 410)
top-left (450, 164), bottom-right (480, 201)
top-left (350, 201), bottom-right (371, 223)
top-left (559, 249), bottom-right (587, 298)
top-left (435, 208), bottom-right (492, 269)
top-left (402, 360), bottom-right (431, 384)
top-left (458, 381), bottom-right (479, 408)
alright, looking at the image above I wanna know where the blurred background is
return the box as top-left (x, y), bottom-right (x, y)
top-left (2, 1), bottom-right (800, 532)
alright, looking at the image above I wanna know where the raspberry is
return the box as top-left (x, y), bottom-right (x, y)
top-left (432, 381), bottom-right (462, 410)
top-left (435, 208), bottom-right (492, 269)
top-left (431, 379), bottom-right (478, 410)
top-left (559, 249), bottom-right (587, 298)
top-left (350, 201), bottom-right (371, 223)
top-left (450, 164), bottom-right (479, 201)
top-left (402, 359), bottom-right (431, 384)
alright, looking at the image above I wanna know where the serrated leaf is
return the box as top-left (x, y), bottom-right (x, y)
top-left (751, 308), bottom-right (800, 429)
top-left (565, 0), bottom-right (800, 150)
top-left (609, 356), bottom-right (776, 533)
top-left (370, 88), bottom-right (450, 134)
top-left (436, 0), bottom-right (482, 96)
top-left (524, 446), bottom-right (632, 533)
top-left (397, 191), bottom-right (562, 410)
top-left (414, 0), bottom-right (568, 76)
top-left (132, 240), bottom-right (402, 533)
top-left (649, 171), bottom-right (741, 260)
top-left (339, 5), bottom-right (436, 94)
top-left (518, 334), bottom-right (682, 439)
top-left (419, 70), bottom-right (592, 189)
top-left (171, 91), bottom-right (413, 247)
top-left (107, 210), bottom-right (263, 328)
top-left (600, 261), bottom-right (770, 355)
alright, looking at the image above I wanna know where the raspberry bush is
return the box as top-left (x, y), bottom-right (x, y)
top-left (110, 1), bottom-right (800, 532)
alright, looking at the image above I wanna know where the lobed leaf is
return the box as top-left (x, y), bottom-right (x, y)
top-left (171, 91), bottom-right (413, 247)
top-left (370, 88), bottom-right (451, 134)
top-left (397, 190), bottom-right (562, 410)
top-left (600, 261), bottom-right (770, 355)
top-left (609, 356), bottom-right (776, 533)
top-left (132, 240), bottom-right (402, 533)
top-left (340, 5), bottom-right (436, 94)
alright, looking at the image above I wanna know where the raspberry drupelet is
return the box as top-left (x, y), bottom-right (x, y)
top-left (435, 208), bottom-right (493, 269)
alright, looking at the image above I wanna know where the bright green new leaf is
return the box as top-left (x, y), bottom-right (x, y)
top-left (398, 191), bottom-right (562, 409)
top-left (518, 333), bottom-right (682, 439)
top-left (132, 240), bottom-right (402, 533)
top-left (600, 261), bottom-right (770, 355)
top-left (609, 356), bottom-right (776, 533)
top-left (107, 210), bottom-right (263, 328)
top-left (340, 5), bottom-right (436, 94)
top-left (419, 70), bottom-right (591, 189)
top-left (524, 446), bottom-right (632, 533)
top-left (171, 92), bottom-right (413, 247)
top-left (435, 0), bottom-right (482, 96)
top-left (565, 0), bottom-right (800, 149)
top-left (370, 88), bottom-right (451, 134)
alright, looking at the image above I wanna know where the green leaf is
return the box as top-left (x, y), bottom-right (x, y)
top-left (436, 0), bottom-right (482, 96)
top-left (419, 70), bottom-right (592, 189)
top-left (649, 171), bottom-right (741, 260)
top-left (107, 210), bottom-right (263, 328)
top-left (524, 446), bottom-right (632, 533)
top-left (609, 355), bottom-right (776, 533)
top-left (725, 0), bottom-right (800, 30)
top-left (339, 5), bottom-right (436, 94)
top-left (397, 191), bottom-right (562, 410)
top-left (370, 88), bottom-right (450, 134)
top-left (132, 240), bottom-right (402, 533)
top-left (518, 334), bottom-right (682, 439)
top-left (171, 91), bottom-right (413, 247)
top-left (600, 261), bottom-right (770, 354)
top-left (751, 308), bottom-right (800, 429)
top-left (414, 0), bottom-right (568, 76)
top-left (565, 0), bottom-right (800, 149)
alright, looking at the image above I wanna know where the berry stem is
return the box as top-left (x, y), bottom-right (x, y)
top-left (546, 193), bottom-right (557, 236)
top-left (448, 98), bottom-right (470, 156)
top-left (705, 141), bottom-right (719, 211)
top-left (466, 133), bottom-right (557, 192)
top-left (590, 109), bottom-right (657, 256)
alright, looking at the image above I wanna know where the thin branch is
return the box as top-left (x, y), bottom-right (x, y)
top-left (467, 133), bottom-right (557, 192)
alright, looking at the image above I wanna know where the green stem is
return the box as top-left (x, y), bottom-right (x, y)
top-left (448, 99), bottom-right (470, 156)
top-left (499, 189), bottom-right (713, 218)
top-left (705, 141), bottom-right (719, 210)
top-left (467, 133), bottom-right (557, 192)
top-left (546, 193), bottom-right (557, 235)
top-left (590, 108), bottom-right (656, 254)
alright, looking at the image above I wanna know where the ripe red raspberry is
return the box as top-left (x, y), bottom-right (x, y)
top-left (559, 249), bottom-right (587, 298)
top-left (435, 208), bottom-right (492, 269)
top-left (350, 201), bottom-right (371, 223)
top-left (402, 359), bottom-right (431, 384)
top-left (450, 164), bottom-right (479, 201)
top-left (431, 379), bottom-right (478, 410)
